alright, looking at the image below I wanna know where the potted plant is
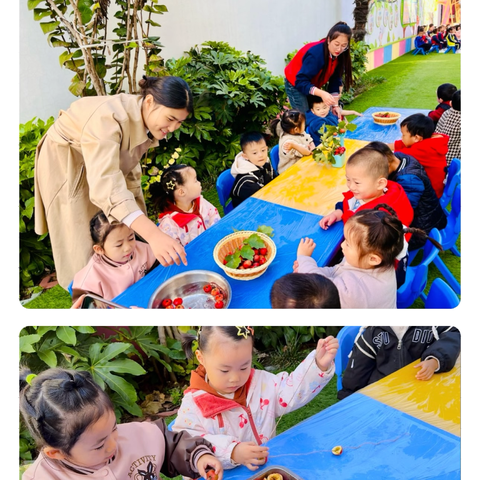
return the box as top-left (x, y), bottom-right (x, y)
top-left (312, 120), bottom-right (357, 168)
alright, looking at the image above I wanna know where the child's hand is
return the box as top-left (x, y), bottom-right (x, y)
top-left (283, 140), bottom-right (293, 152)
top-left (414, 358), bottom-right (439, 381)
top-left (231, 441), bottom-right (269, 471)
top-left (319, 211), bottom-right (340, 230)
top-left (293, 260), bottom-right (299, 273)
top-left (297, 237), bottom-right (316, 257)
top-left (196, 454), bottom-right (223, 480)
top-left (315, 336), bottom-right (339, 371)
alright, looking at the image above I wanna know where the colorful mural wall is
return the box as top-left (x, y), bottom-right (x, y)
top-left (364, 0), bottom-right (461, 71)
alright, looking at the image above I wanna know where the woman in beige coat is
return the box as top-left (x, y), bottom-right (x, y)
top-left (34, 76), bottom-right (193, 290)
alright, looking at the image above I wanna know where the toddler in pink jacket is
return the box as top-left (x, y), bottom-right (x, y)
top-left (173, 326), bottom-right (338, 473)
top-left (72, 211), bottom-right (157, 302)
top-left (20, 367), bottom-right (223, 480)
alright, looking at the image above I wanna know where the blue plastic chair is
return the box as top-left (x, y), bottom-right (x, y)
top-left (412, 47), bottom-right (427, 55)
top-left (433, 186), bottom-right (461, 294)
top-left (424, 278), bottom-right (460, 308)
top-left (216, 169), bottom-right (235, 215)
top-left (440, 158), bottom-right (461, 213)
top-left (335, 326), bottom-right (361, 390)
top-left (428, 45), bottom-right (440, 53)
top-left (444, 45), bottom-right (457, 54)
top-left (270, 144), bottom-right (280, 174)
top-left (167, 419), bottom-right (175, 431)
top-left (68, 281), bottom-right (73, 296)
top-left (397, 228), bottom-right (442, 308)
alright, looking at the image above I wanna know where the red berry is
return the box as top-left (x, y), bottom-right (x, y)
top-left (165, 304), bottom-right (175, 309)
top-left (259, 247), bottom-right (267, 255)
top-left (252, 262), bottom-right (259, 268)
top-left (206, 470), bottom-right (219, 480)
top-left (215, 294), bottom-right (224, 302)
top-left (223, 259), bottom-right (228, 265)
top-left (161, 298), bottom-right (172, 308)
top-left (242, 260), bottom-right (252, 268)
top-left (259, 257), bottom-right (267, 265)
top-left (173, 298), bottom-right (183, 306)
top-left (253, 254), bottom-right (261, 262)
top-left (339, 128), bottom-right (346, 133)
top-left (214, 300), bottom-right (224, 309)
top-left (175, 304), bottom-right (185, 309)
top-left (203, 284), bottom-right (212, 293)
top-left (211, 287), bottom-right (220, 296)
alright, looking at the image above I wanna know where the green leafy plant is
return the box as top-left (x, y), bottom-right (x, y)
top-left (312, 120), bottom-right (357, 165)
top-left (142, 41), bottom-right (287, 192)
top-left (19, 117), bottom-right (56, 296)
top-left (28, 0), bottom-right (167, 96)
top-left (225, 226), bottom-right (274, 269)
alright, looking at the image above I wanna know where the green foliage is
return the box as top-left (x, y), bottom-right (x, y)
top-left (340, 40), bottom-right (370, 104)
top-left (312, 120), bottom-right (357, 165)
top-left (19, 117), bottom-right (55, 296)
top-left (142, 41), bottom-right (287, 193)
top-left (28, 1), bottom-right (168, 96)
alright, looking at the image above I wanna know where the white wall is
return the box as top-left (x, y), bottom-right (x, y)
top-left (20, 0), bottom-right (347, 123)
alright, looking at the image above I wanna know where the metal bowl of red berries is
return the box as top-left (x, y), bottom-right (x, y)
top-left (213, 231), bottom-right (276, 281)
top-left (147, 270), bottom-right (232, 309)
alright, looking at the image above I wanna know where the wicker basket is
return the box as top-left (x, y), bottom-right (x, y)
top-left (213, 231), bottom-right (276, 281)
top-left (372, 111), bottom-right (401, 126)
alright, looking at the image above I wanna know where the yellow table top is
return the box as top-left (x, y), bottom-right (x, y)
top-left (254, 139), bottom-right (370, 216)
top-left (360, 355), bottom-right (461, 437)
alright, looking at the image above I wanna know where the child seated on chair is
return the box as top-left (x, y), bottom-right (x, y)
top-left (364, 141), bottom-right (447, 251)
top-left (446, 26), bottom-right (460, 50)
top-left (318, 147), bottom-right (414, 287)
top-left (149, 164), bottom-right (220, 247)
top-left (437, 25), bottom-right (447, 49)
top-left (230, 132), bottom-right (277, 208)
top-left (414, 26), bottom-right (431, 52)
top-left (387, 113), bottom-right (449, 198)
top-left (428, 83), bottom-right (457, 126)
top-left (435, 90), bottom-right (461, 166)
top-left (305, 95), bottom-right (362, 146)
top-left (337, 326), bottom-right (461, 399)
top-left (270, 272), bottom-right (341, 308)
top-left (269, 109), bottom-right (315, 174)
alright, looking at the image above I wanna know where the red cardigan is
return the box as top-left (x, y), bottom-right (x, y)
top-left (341, 180), bottom-right (414, 227)
top-left (394, 134), bottom-right (449, 198)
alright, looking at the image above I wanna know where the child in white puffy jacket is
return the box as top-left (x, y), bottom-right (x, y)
top-left (173, 326), bottom-right (338, 472)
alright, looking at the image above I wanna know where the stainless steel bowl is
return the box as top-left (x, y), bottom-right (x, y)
top-left (246, 465), bottom-right (305, 480)
top-left (148, 270), bottom-right (232, 309)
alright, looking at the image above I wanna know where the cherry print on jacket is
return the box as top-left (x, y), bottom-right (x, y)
top-left (238, 414), bottom-right (248, 428)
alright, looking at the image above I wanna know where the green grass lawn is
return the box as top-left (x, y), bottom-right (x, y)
top-left (24, 51), bottom-right (460, 309)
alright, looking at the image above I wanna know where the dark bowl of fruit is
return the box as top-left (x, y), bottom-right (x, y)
top-left (372, 111), bottom-right (401, 125)
top-left (213, 231), bottom-right (276, 281)
top-left (147, 270), bottom-right (232, 309)
top-left (246, 465), bottom-right (305, 480)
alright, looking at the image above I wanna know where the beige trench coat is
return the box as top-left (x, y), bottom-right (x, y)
top-left (34, 94), bottom-right (158, 289)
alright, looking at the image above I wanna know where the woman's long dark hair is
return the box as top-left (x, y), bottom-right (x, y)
top-left (323, 22), bottom-right (353, 91)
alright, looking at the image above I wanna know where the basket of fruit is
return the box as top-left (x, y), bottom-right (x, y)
top-left (213, 231), bottom-right (276, 281)
top-left (148, 270), bottom-right (231, 309)
top-left (372, 111), bottom-right (401, 125)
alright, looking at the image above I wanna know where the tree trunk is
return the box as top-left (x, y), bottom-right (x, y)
top-left (157, 326), bottom-right (178, 383)
top-left (352, 0), bottom-right (371, 42)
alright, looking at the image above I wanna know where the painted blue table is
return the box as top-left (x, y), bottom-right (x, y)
top-left (222, 392), bottom-right (460, 480)
top-left (113, 197), bottom-right (343, 308)
top-left (345, 107), bottom-right (431, 143)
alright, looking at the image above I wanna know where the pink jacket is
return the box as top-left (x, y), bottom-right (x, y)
top-left (173, 350), bottom-right (334, 470)
top-left (72, 241), bottom-right (156, 301)
top-left (22, 421), bottom-right (213, 480)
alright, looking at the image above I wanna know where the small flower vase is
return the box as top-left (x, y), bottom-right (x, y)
top-left (332, 152), bottom-right (346, 168)
top-left (339, 134), bottom-right (346, 146)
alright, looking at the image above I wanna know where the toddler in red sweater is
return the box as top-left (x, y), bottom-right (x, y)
top-left (388, 113), bottom-right (448, 198)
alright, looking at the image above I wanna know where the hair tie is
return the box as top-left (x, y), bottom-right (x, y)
top-left (26, 374), bottom-right (37, 385)
top-left (236, 326), bottom-right (254, 339)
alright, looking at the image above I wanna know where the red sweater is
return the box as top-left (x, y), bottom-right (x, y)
top-left (341, 180), bottom-right (414, 228)
top-left (394, 134), bottom-right (449, 198)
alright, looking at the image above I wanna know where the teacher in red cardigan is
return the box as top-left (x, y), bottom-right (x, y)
top-left (284, 22), bottom-right (353, 116)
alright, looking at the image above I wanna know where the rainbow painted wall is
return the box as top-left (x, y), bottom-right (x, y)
top-left (366, 37), bottom-right (415, 71)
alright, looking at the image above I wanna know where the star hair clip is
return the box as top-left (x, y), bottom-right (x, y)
top-left (236, 326), bottom-right (254, 339)
top-left (166, 180), bottom-right (176, 191)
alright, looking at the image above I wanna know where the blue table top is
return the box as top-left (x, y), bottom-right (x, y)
top-left (345, 107), bottom-right (431, 143)
top-left (222, 392), bottom-right (460, 480)
top-left (114, 197), bottom-right (344, 308)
